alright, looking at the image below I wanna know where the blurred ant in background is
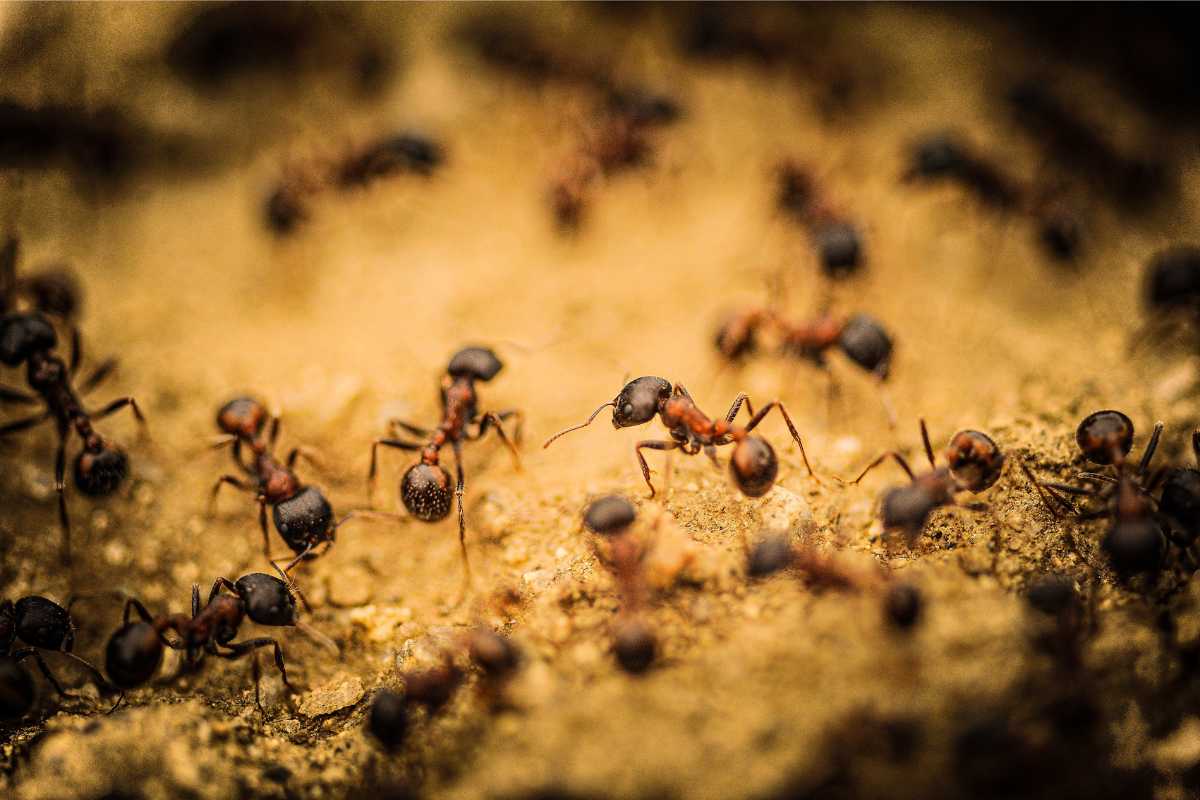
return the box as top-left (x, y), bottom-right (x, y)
top-left (847, 419), bottom-right (1004, 544)
top-left (1, 235), bottom-right (83, 321)
top-left (1136, 246), bottom-right (1200, 349)
top-left (368, 347), bottom-right (523, 601)
top-left (775, 160), bottom-right (866, 279)
top-left (545, 376), bottom-right (818, 499)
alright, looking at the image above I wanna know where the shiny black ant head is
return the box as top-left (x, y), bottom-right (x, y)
top-left (837, 314), bottom-right (893, 377)
top-left (730, 435), bottom-right (778, 497)
top-left (235, 573), bottom-right (297, 627)
top-left (1075, 410), bottom-right (1134, 466)
top-left (1159, 468), bottom-right (1200, 546)
top-left (613, 377), bottom-right (671, 428)
top-left (1143, 245), bottom-right (1200, 311)
top-left (73, 443), bottom-right (128, 497)
top-left (22, 268), bottom-right (82, 319)
top-left (105, 621), bottom-right (164, 690)
top-left (272, 486), bottom-right (335, 553)
top-left (447, 346), bottom-right (504, 382)
top-left (613, 617), bottom-right (657, 674)
top-left (814, 222), bottom-right (863, 278)
top-left (583, 495), bottom-right (637, 535)
top-left (881, 483), bottom-right (938, 534)
top-left (907, 132), bottom-right (967, 178)
top-left (367, 689), bottom-right (409, 752)
top-left (14, 596), bottom-right (74, 651)
top-left (216, 396), bottom-right (269, 439)
top-left (0, 311), bottom-right (56, 367)
top-left (946, 430), bottom-right (1004, 492)
top-left (468, 628), bottom-right (521, 677)
top-left (1102, 517), bottom-right (1165, 577)
top-left (401, 463), bottom-right (453, 522)
top-left (0, 656), bottom-right (35, 721)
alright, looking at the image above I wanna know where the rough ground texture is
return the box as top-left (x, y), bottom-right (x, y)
top-left (3, 4), bottom-right (1200, 799)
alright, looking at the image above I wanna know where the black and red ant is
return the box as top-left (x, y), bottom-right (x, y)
top-left (210, 396), bottom-right (384, 573)
top-left (0, 310), bottom-right (143, 561)
top-left (367, 347), bottom-right (523, 597)
top-left (846, 419), bottom-right (1005, 543)
top-left (544, 377), bottom-right (818, 499)
top-left (2, 594), bottom-right (110, 721)
top-left (776, 160), bottom-right (865, 279)
top-left (104, 568), bottom-right (332, 713)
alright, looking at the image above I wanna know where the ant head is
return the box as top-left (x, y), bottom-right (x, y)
top-left (401, 463), bottom-right (453, 522)
top-left (367, 690), bottom-right (409, 752)
top-left (613, 617), bottom-right (657, 674)
top-left (447, 346), bottom-right (503, 382)
top-left (1075, 410), bottom-right (1133, 465)
top-left (73, 443), bottom-right (128, 497)
top-left (272, 487), bottom-right (335, 552)
top-left (1144, 245), bottom-right (1200, 311)
top-left (613, 377), bottom-right (671, 428)
top-left (814, 222), bottom-right (863, 278)
top-left (235, 573), bottom-right (297, 627)
top-left (730, 435), bottom-right (778, 497)
top-left (908, 132), bottom-right (966, 178)
top-left (216, 396), bottom-right (269, 439)
top-left (0, 657), bottom-right (35, 721)
top-left (583, 495), bottom-right (636, 535)
top-left (881, 483), bottom-right (938, 533)
top-left (14, 596), bottom-right (74, 652)
top-left (1103, 517), bottom-right (1165, 577)
top-left (0, 311), bottom-right (56, 367)
top-left (468, 628), bottom-right (521, 677)
top-left (105, 621), bottom-right (164, 690)
top-left (946, 430), bottom-right (1004, 492)
top-left (837, 314), bottom-right (893, 377)
top-left (1159, 468), bottom-right (1200, 546)
top-left (22, 268), bottom-right (82, 319)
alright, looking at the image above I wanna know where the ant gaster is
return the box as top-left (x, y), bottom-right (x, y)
top-left (545, 377), bottom-right (817, 499)
top-left (0, 309), bottom-right (143, 561)
top-left (848, 419), bottom-right (1004, 542)
top-left (368, 347), bottom-right (523, 598)
top-left (776, 161), bottom-right (865, 278)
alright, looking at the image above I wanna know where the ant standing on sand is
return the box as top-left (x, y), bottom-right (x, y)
top-left (544, 376), bottom-right (818, 499)
top-left (846, 419), bottom-right (1004, 543)
top-left (367, 347), bottom-right (523, 598)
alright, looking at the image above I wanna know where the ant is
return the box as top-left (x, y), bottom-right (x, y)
top-left (776, 161), bottom-right (866, 279)
top-left (210, 396), bottom-right (382, 573)
top-left (0, 310), bottom-right (143, 562)
top-left (104, 568), bottom-right (332, 714)
top-left (1023, 411), bottom-right (1171, 577)
top-left (1136, 246), bottom-right (1200, 348)
top-left (744, 533), bottom-right (892, 596)
top-left (846, 419), bottom-right (1005, 543)
top-left (2, 235), bottom-right (83, 321)
top-left (2, 594), bottom-right (110, 721)
top-left (544, 376), bottom-right (818, 499)
top-left (367, 347), bottom-right (523, 599)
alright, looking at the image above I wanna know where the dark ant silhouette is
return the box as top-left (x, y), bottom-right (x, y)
top-left (1135, 246), bottom-right (1200, 348)
top-left (2, 235), bottom-right (83, 321)
top-left (846, 419), bottom-right (1004, 543)
top-left (264, 132), bottom-right (446, 236)
top-left (104, 568), bottom-right (333, 714)
top-left (367, 347), bottom-right (523, 599)
top-left (210, 396), bottom-right (384, 573)
top-left (0, 310), bottom-right (143, 562)
top-left (776, 160), bottom-right (866, 279)
top-left (1022, 411), bottom-right (1171, 577)
top-left (1, 594), bottom-right (110, 721)
top-left (545, 377), bottom-right (818, 499)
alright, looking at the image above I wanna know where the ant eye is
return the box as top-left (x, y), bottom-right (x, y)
top-left (621, 403), bottom-right (634, 418)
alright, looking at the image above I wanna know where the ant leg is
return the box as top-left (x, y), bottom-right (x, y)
top-left (276, 543), bottom-right (314, 576)
top-left (0, 411), bottom-right (50, 436)
top-left (919, 419), bottom-right (936, 469)
top-left (69, 327), bottom-right (82, 374)
top-left (258, 496), bottom-right (271, 563)
top-left (742, 401), bottom-right (818, 479)
top-left (874, 375), bottom-right (898, 430)
top-left (92, 396), bottom-right (146, 427)
top-left (78, 358), bottom-right (117, 394)
top-left (13, 649), bottom-right (74, 698)
top-left (1137, 421), bottom-right (1164, 476)
top-left (848, 451), bottom-right (915, 485)
top-left (210, 578), bottom-right (239, 605)
top-left (368, 437), bottom-right (422, 495)
top-left (387, 418), bottom-right (432, 439)
top-left (208, 474), bottom-right (254, 515)
top-left (451, 440), bottom-right (472, 605)
top-left (492, 409), bottom-right (525, 446)
top-left (54, 433), bottom-right (70, 564)
top-left (704, 444), bottom-right (721, 470)
top-left (1021, 463), bottom-right (1071, 518)
top-left (268, 416), bottom-right (281, 452)
top-left (61, 651), bottom-right (113, 693)
top-left (634, 440), bottom-right (679, 499)
top-left (122, 598), bottom-right (155, 625)
top-left (477, 412), bottom-right (522, 470)
top-left (0, 384), bottom-right (37, 405)
top-left (285, 445), bottom-right (324, 471)
top-left (724, 393), bottom-right (749, 424)
top-left (221, 638), bottom-right (291, 690)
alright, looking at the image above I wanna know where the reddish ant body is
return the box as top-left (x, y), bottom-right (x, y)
top-left (368, 347), bottom-right (523, 596)
top-left (848, 419), bottom-right (1004, 542)
top-left (545, 377), bottom-right (817, 499)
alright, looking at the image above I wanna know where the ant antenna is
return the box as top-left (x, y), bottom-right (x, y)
top-left (543, 400), bottom-right (615, 448)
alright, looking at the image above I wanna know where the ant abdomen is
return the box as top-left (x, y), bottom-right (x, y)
top-left (583, 495), bottom-right (637, 536)
top-left (1103, 517), bottom-right (1165, 576)
top-left (13, 597), bottom-right (73, 651)
top-left (1144, 246), bottom-right (1200, 311)
top-left (1, 658), bottom-right (35, 720)
top-left (730, 435), bottom-right (778, 498)
top-left (1160, 469), bottom-right (1200, 545)
top-left (273, 486), bottom-right (334, 551)
top-left (946, 430), bottom-right (1004, 492)
top-left (401, 463), bottom-right (453, 522)
top-left (73, 446), bottom-right (129, 496)
top-left (236, 573), bottom-right (298, 627)
top-left (813, 221), bottom-right (863, 278)
top-left (837, 314), bottom-right (893, 376)
top-left (105, 621), bottom-right (163, 690)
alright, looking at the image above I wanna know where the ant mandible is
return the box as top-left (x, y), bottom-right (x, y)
top-left (210, 396), bottom-right (384, 573)
top-left (0, 310), bottom-right (143, 562)
top-left (847, 419), bottom-right (1004, 543)
top-left (367, 347), bottom-right (523, 597)
top-left (544, 376), bottom-right (818, 499)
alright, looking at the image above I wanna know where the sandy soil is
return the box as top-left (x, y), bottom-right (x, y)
top-left (3, 4), bottom-right (1200, 799)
